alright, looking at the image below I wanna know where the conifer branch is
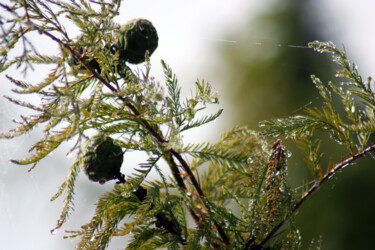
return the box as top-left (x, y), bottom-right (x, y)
top-left (250, 143), bottom-right (375, 249)
top-left (170, 148), bottom-right (230, 245)
top-left (28, 20), bottom-right (165, 146)
top-left (3, 2), bottom-right (375, 248)
top-left (24, 13), bottom-right (230, 245)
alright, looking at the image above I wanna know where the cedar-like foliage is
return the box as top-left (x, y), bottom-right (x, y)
top-left (1, 1), bottom-right (375, 249)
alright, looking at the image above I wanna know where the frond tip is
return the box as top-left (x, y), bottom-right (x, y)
top-left (50, 161), bottom-right (80, 231)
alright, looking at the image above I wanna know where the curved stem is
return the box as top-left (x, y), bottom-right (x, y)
top-left (169, 149), bottom-right (230, 245)
top-left (31, 23), bottom-right (230, 246)
top-left (247, 143), bottom-right (375, 249)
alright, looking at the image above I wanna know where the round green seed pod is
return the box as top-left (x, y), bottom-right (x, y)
top-left (114, 18), bottom-right (158, 64)
top-left (79, 134), bottom-right (124, 184)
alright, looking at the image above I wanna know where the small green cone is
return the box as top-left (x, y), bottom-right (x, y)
top-left (80, 134), bottom-right (124, 184)
top-left (114, 18), bottom-right (158, 64)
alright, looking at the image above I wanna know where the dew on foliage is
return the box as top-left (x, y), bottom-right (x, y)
top-left (247, 157), bottom-right (254, 164)
top-left (211, 98), bottom-right (219, 104)
top-left (122, 192), bottom-right (131, 198)
top-left (340, 162), bottom-right (349, 169)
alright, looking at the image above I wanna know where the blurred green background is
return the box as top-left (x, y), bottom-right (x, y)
top-left (212, 1), bottom-right (375, 249)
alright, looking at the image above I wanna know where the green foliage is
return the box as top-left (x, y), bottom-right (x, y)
top-left (259, 41), bottom-right (375, 241)
top-left (1, 1), bottom-right (375, 249)
top-left (260, 41), bottom-right (374, 155)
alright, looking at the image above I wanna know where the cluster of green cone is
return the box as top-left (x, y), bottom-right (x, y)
top-left (75, 19), bottom-right (158, 184)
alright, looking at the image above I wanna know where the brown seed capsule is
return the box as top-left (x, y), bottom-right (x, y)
top-left (114, 18), bottom-right (158, 64)
top-left (79, 134), bottom-right (124, 184)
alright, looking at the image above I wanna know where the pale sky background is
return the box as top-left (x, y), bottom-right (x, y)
top-left (0, 1), bottom-right (374, 249)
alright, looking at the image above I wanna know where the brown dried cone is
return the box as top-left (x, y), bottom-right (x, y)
top-left (114, 18), bottom-right (158, 64)
top-left (79, 134), bottom-right (124, 184)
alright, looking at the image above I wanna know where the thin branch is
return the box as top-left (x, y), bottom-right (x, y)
top-left (245, 143), bottom-right (375, 249)
top-left (170, 149), bottom-right (231, 244)
top-left (31, 24), bottom-right (166, 143)
top-left (0, 3), bottom-right (13, 12)
top-left (163, 152), bottom-right (200, 224)
top-left (22, 18), bottom-right (230, 246)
